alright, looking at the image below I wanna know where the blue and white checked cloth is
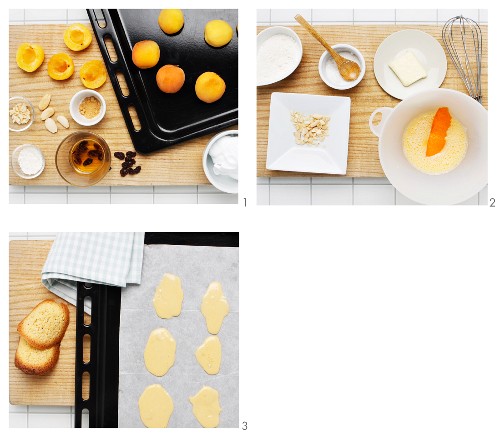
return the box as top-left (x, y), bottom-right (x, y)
top-left (42, 232), bottom-right (145, 313)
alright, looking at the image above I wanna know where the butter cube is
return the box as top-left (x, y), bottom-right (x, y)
top-left (388, 50), bottom-right (427, 87)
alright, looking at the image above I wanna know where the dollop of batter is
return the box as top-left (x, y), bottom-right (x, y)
top-left (144, 328), bottom-right (176, 377)
top-left (138, 384), bottom-right (174, 428)
top-left (201, 281), bottom-right (229, 335)
top-left (196, 335), bottom-right (222, 375)
top-left (153, 273), bottom-right (184, 319)
top-left (189, 386), bottom-right (221, 428)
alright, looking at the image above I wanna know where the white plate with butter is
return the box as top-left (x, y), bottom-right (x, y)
top-left (374, 30), bottom-right (447, 100)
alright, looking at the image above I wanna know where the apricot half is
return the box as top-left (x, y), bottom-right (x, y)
top-left (132, 40), bottom-right (160, 69)
top-left (156, 65), bottom-right (185, 94)
top-left (204, 20), bottom-right (233, 48)
top-left (48, 53), bottom-right (74, 80)
top-left (195, 72), bottom-right (226, 103)
top-left (64, 23), bottom-right (92, 51)
top-left (158, 9), bottom-right (184, 35)
top-left (16, 43), bottom-right (45, 72)
top-left (80, 60), bottom-right (107, 89)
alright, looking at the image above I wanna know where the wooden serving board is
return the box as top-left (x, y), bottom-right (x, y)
top-left (9, 24), bottom-right (236, 186)
top-left (9, 240), bottom-right (77, 406)
top-left (257, 25), bottom-right (488, 178)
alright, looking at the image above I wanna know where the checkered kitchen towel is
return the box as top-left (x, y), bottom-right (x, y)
top-left (42, 232), bottom-right (145, 314)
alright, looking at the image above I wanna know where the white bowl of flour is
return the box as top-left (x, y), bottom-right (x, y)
top-left (257, 26), bottom-right (302, 86)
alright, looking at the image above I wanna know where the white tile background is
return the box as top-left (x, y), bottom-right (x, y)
top-left (9, 9), bottom-right (237, 205)
top-left (257, 9), bottom-right (488, 205)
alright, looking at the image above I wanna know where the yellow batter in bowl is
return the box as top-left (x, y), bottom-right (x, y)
top-left (403, 109), bottom-right (468, 175)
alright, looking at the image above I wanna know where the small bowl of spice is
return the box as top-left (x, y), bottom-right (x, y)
top-left (11, 144), bottom-right (45, 179)
top-left (69, 89), bottom-right (106, 126)
top-left (9, 96), bottom-right (34, 132)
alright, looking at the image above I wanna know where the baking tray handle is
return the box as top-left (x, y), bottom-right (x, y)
top-left (74, 282), bottom-right (121, 428)
top-left (87, 9), bottom-right (148, 146)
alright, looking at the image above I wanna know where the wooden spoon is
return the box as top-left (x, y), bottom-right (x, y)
top-left (295, 14), bottom-right (361, 82)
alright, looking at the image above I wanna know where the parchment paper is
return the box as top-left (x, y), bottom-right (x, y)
top-left (118, 244), bottom-right (239, 428)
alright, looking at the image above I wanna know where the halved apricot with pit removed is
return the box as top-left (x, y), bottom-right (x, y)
top-left (80, 60), bottom-right (107, 89)
top-left (48, 53), bottom-right (74, 80)
top-left (64, 23), bottom-right (92, 51)
top-left (16, 43), bottom-right (45, 72)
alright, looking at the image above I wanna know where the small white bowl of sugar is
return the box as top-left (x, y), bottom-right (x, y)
top-left (257, 26), bottom-right (302, 86)
top-left (11, 144), bottom-right (45, 179)
top-left (318, 44), bottom-right (366, 90)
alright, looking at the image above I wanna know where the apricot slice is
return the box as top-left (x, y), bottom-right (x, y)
top-left (195, 72), bottom-right (226, 103)
top-left (156, 65), bottom-right (185, 94)
top-left (16, 43), bottom-right (45, 73)
top-left (132, 40), bottom-right (160, 69)
top-left (64, 23), bottom-right (92, 51)
top-left (80, 60), bottom-right (107, 89)
top-left (48, 53), bottom-right (74, 80)
top-left (204, 20), bottom-right (233, 48)
top-left (426, 107), bottom-right (452, 157)
top-left (158, 9), bottom-right (184, 35)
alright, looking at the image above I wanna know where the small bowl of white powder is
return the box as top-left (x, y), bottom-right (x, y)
top-left (257, 26), bottom-right (302, 86)
top-left (318, 44), bottom-right (366, 90)
top-left (11, 144), bottom-right (45, 179)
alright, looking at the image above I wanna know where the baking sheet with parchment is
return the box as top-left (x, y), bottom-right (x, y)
top-left (118, 244), bottom-right (239, 428)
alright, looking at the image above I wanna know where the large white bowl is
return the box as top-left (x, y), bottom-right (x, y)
top-left (257, 26), bottom-right (302, 87)
top-left (369, 89), bottom-right (487, 205)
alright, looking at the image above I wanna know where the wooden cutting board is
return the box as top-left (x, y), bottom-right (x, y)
top-left (257, 24), bottom-right (488, 178)
top-left (9, 24), bottom-right (236, 186)
top-left (9, 240), bottom-right (77, 406)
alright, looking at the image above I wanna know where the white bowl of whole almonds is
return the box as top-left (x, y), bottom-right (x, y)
top-left (38, 93), bottom-right (70, 134)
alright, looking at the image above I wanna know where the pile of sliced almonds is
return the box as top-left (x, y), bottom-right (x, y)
top-left (38, 93), bottom-right (70, 134)
top-left (291, 111), bottom-right (330, 146)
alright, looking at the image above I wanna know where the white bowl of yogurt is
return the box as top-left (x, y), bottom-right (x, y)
top-left (257, 26), bottom-right (302, 86)
top-left (318, 44), bottom-right (365, 90)
top-left (203, 130), bottom-right (238, 194)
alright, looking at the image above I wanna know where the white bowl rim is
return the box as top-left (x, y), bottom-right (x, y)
top-left (69, 89), bottom-right (106, 127)
top-left (257, 26), bottom-right (303, 87)
top-left (318, 44), bottom-right (366, 90)
top-left (202, 129), bottom-right (239, 194)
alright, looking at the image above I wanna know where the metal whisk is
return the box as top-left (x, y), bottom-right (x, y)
top-left (442, 16), bottom-right (483, 104)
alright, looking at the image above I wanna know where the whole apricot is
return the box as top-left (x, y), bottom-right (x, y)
top-left (195, 72), bottom-right (226, 103)
top-left (16, 43), bottom-right (45, 73)
top-left (64, 23), bottom-right (92, 51)
top-left (156, 65), bottom-right (185, 94)
top-left (48, 53), bottom-right (74, 80)
top-left (158, 9), bottom-right (184, 35)
top-left (204, 20), bottom-right (233, 48)
top-left (132, 40), bottom-right (160, 69)
top-left (80, 60), bottom-right (107, 89)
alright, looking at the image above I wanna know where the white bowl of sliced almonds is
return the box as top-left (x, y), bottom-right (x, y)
top-left (9, 96), bottom-right (34, 132)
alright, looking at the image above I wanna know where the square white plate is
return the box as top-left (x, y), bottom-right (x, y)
top-left (266, 92), bottom-right (351, 174)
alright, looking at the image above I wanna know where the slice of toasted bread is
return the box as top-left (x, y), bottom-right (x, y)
top-left (17, 299), bottom-right (70, 350)
top-left (15, 337), bottom-right (60, 375)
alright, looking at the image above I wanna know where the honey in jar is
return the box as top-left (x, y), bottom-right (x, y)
top-left (70, 139), bottom-right (105, 174)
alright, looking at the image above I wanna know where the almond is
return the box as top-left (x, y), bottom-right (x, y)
top-left (38, 94), bottom-right (51, 111)
top-left (56, 115), bottom-right (69, 129)
top-left (40, 107), bottom-right (55, 121)
top-left (44, 117), bottom-right (57, 134)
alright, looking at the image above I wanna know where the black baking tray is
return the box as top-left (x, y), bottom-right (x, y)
top-left (74, 232), bottom-right (238, 427)
top-left (87, 9), bottom-right (238, 154)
